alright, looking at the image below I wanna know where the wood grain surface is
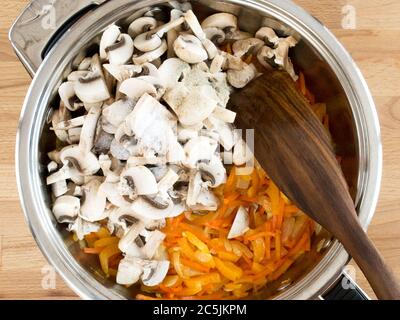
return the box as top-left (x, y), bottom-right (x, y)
top-left (0, 0), bottom-right (399, 300)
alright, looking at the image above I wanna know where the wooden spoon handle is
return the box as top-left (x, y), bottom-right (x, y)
top-left (335, 215), bottom-right (400, 300)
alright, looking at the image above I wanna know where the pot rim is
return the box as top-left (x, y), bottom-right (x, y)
top-left (14, 0), bottom-right (382, 300)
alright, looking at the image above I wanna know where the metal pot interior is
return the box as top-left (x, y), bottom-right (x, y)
top-left (36, 0), bottom-right (362, 299)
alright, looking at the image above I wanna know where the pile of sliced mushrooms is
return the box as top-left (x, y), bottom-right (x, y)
top-left (48, 3), bottom-right (298, 288)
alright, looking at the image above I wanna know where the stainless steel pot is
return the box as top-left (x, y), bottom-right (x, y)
top-left (10, 0), bottom-right (382, 300)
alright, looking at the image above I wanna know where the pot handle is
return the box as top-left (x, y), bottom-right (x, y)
top-left (9, 0), bottom-right (108, 77)
top-left (320, 271), bottom-right (370, 300)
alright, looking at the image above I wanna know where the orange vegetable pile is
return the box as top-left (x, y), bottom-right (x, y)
top-left (140, 165), bottom-right (316, 300)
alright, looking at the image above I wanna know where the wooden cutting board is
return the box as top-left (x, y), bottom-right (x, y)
top-left (0, 0), bottom-right (399, 299)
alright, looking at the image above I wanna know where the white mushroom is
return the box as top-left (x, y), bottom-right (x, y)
top-left (204, 115), bottom-right (237, 151)
top-left (257, 45), bottom-right (276, 69)
top-left (53, 115), bottom-right (85, 130)
top-left (74, 72), bottom-right (110, 104)
top-left (133, 32), bottom-right (162, 52)
top-left (59, 145), bottom-right (100, 176)
top-left (116, 256), bottom-right (143, 285)
top-left (58, 82), bottom-right (80, 111)
top-left (52, 180), bottom-right (68, 198)
top-left (142, 230), bottom-right (166, 259)
top-left (212, 106), bottom-right (237, 123)
top-left (232, 38), bottom-right (264, 58)
top-left (118, 220), bottom-right (146, 256)
top-left (78, 57), bottom-right (92, 70)
top-left (227, 206), bottom-right (250, 239)
top-left (120, 166), bottom-right (158, 195)
top-left (100, 25), bottom-right (121, 60)
top-left (198, 155), bottom-right (227, 188)
top-left (141, 260), bottom-right (170, 286)
top-left (132, 39), bottom-right (168, 65)
top-left (202, 38), bottom-right (218, 60)
top-left (102, 98), bottom-right (135, 134)
top-left (68, 217), bottom-right (100, 240)
top-left (138, 62), bottom-right (159, 77)
top-left (67, 70), bottom-right (90, 82)
top-left (183, 136), bottom-right (219, 168)
top-left (52, 195), bottom-right (80, 223)
top-left (158, 58), bottom-right (190, 90)
top-left (184, 10), bottom-right (206, 40)
top-left (51, 107), bottom-right (71, 142)
top-left (103, 64), bottom-right (142, 82)
top-left (173, 34), bottom-right (208, 64)
top-left (79, 104), bottom-right (101, 154)
top-left (201, 12), bottom-right (238, 32)
top-left (105, 33), bottom-right (134, 65)
top-left (68, 127), bottom-right (82, 144)
top-left (80, 179), bottom-right (108, 222)
top-left (204, 27), bottom-right (226, 45)
top-left (255, 27), bottom-right (279, 47)
top-left (227, 63), bottom-right (258, 88)
top-left (128, 16), bottom-right (158, 38)
top-left (119, 78), bottom-right (157, 101)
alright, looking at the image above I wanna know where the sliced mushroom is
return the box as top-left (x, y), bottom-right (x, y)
top-left (257, 45), bottom-right (277, 69)
top-left (59, 145), bottom-right (100, 176)
top-left (52, 180), bottom-right (68, 198)
top-left (173, 34), bottom-right (208, 64)
top-left (110, 139), bottom-right (131, 161)
top-left (232, 38), bottom-right (264, 58)
top-left (116, 255), bottom-right (143, 285)
top-left (184, 10), bottom-right (206, 40)
top-left (142, 230), bottom-right (166, 259)
top-left (100, 181), bottom-right (131, 208)
top-left (58, 82), bottom-right (80, 111)
top-left (119, 78), bottom-right (157, 101)
top-left (93, 127), bottom-right (114, 154)
top-left (53, 115), bottom-right (86, 131)
top-left (183, 136), bottom-right (219, 168)
top-left (273, 36), bottom-right (298, 80)
top-left (204, 27), bottom-right (226, 45)
top-left (128, 16), bottom-right (158, 38)
top-left (103, 64), bottom-right (142, 82)
top-left (204, 115), bottom-right (237, 151)
top-left (198, 155), bottom-right (227, 188)
top-left (52, 195), bottom-right (80, 223)
top-left (121, 166), bottom-right (158, 195)
top-left (133, 31), bottom-right (162, 52)
top-left (51, 106), bottom-right (71, 142)
top-left (79, 104), bottom-right (101, 154)
top-left (141, 260), bottom-right (170, 286)
top-left (227, 206), bottom-right (250, 239)
top-left (68, 217), bottom-right (100, 240)
top-left (158, 58), bottom-right (190, 90)
top-left (212, 106), bottom-right (236, 123)
top-left (227, 63), bottom-right (258, 88)
top-left (118, 220), bottom-right (146, 256)
top-left (102, 98), bottom-right (135, 133)
top-left (132, 39), bottom-right (168, 65)
top-left (74, 72), bottom-right (110, 104)
top-left (80, 179), bottom-right (108, 222)
top-left (255, 27), bottom-right (279, 47)
top-left (201, 12), bottom-right (238, 32)
top-left (100, 25), bottom-right (121, 60)
top-left (78, 57), bottom-right (92, 70)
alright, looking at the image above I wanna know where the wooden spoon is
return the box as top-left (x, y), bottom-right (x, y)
top-left (228, 70), bottom-right (400, 300)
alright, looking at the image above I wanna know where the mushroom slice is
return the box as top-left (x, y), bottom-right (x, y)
top-left (173, 34), bottom-right (208, 64)
top-left (80, 179), bottom-right (108, 222)
top-left (53, 115), bottom-right (86, 130)
top-left (51, 107), bottom-right (71, 142)
top-left (212, 106), bottom-right (236, 123)
top-left (128, 16), bottom-right (157, 38)
top-left (183, 136), bottom-right (219, 169)
top-left (204, 115), bottom-right (236, 151)
top-left (132, 39), bottom-right (168, 65)
top-left (60, 145), bottom-right (100, 176)
top-left (198, 155), bottom-right (227, 188)
top-left (47, 161), bottom-right (58, 173)
top-left (201, 12), bottom-right (238, 31)
top-left (100, 25), bottom-right (121, 60)
top-left (102, 98), bottom-right (135, 133)
top-left (116, 255), bottom-right (143, 285)
top-left (100, 181), bottom-right (132, 208)
top-left (133, 31), bottom-right (162, 52)
top-left (255, 27), bottom-right (279, 47)
top-left (79, 104), bottom-right (101, 154)
top-left (68, 217), bottom-right (100, 240)
top-left (67, 70), bottom-right (90, 82)
top-left (118, 220), bottom-right (146, 256)
top-left (227, 63), bottom-right (258, 88)
top-left (137, 75), bottom-right (165, 99)
top-left (74, 72), bottom-right (110, 104)
top-left (131, 196), bottom-right (185, 220)
top-left (110, 139), bottom-right (131, 161)
top-left (158, 58), bottom-right (190, 90)
top-left (232, 38), bottom-right (264, 58)
top-left (233, 139), bottom-right (254, 166)
top-left (93, 127), bottom-right (114, 155)
top-left (152, 16), bottom-right (185, 38)
top-left (58, 82), bottom-right (80, 111)
top-left (227, 206), bottom-right (250, 239)
top-left (225, 30), bottom-right (253, 41)
top-left (273, 36), bottom-right (298, 80)
top-left (184, 10), bottom-right (206, 40)
top-left (103, 64), bottom-right (142, 82)
top-left (121, 166), bottom-right (158, 195)
top-left (52, 180), bottom-right (68, 198)
top-left (141, 260), bottom-right (170, 286)
top-left (257, 45), bottom-right (277, 69)
top-left (52, 195), bottom-right (80, 223)
top-left (204, 27), bottom-right (226, 45)
top-left (78, 57), bottom-right (92, 70)
top-left (142, 230), bottom-right (166, 259)
top-left (177, 123), bottom-right (200, 143)
top-left (119, 78), bottom-right (157, 101)
top-left (187, 171), bottom-right (203, 206)
top-left (202, 38), bottom-right (218, 60)
top-left (164, 83), bottom-right (218, 126)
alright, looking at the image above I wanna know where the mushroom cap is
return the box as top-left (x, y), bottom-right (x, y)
top-left (132, 39), bottom-right (168, 65)
top-left (255, 27), bottom-right (279, 47)
top-left (119, 78), bottom-right (157, 101)
top-left (198, 155), bottom-right (227, 188)
top-left (204, 27), bottom-right (226, 45)
top-left (80, 179), bottom-right (108, 222)
top-left (183, 136), bottom-right (219, 168)
top-left (128, 16), bottom-right (158, 38)
top-left (184, 10), bottom-right (206, 40)
top-left (121, 165), bottom-right (158, 195)
top-left (59, 144), bottom-right (100, 176)
top-left (79, 104), bottom-right (101, 154)
top-left (141, 260), bottom-right (170, 286)
top-left (133, 32), bottom-right (162, 52)
top-left (100, 25), bottom-right (121, 60)
top-left (52, 195), bottom-right (80, 223)
top-left (103, 64), bottom-right (141, 82)
top-left (232, 38), bottom-right (264, 57)
top-left (116, 256), bottom-right (143, 285)
top-left (200, 12), bottom-right (238, 31)
top-left (201, 38), bottom-right (218, 60)
top-left (58, 81), bottom-right (78, 111)
top-left (173, 34), bottom-right (208, 64)
top-left (106, 34), bottom-right (134, 65)
top-left (158, 58), bottom-right (190, 90)
top-left (138, 62), bottom-right (159, 77)
top-left (227, 63), bottom-right (258, 88)
top-left (74, 72), bottom-right (111, 104)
